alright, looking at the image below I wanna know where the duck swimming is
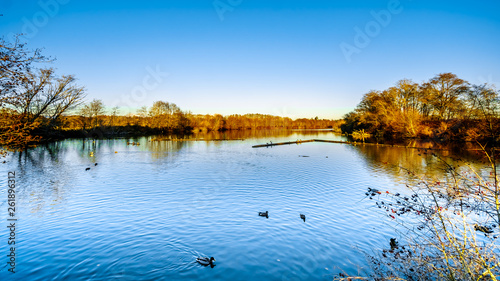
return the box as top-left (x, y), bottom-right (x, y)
top-left (300, 214), bottom-right (306, 222)
top-left (390, 238), bottom-right (398, 250)
top-left (259, 211), bottom-right (269, 218)
top-left (196, 257), bottom-right (215, 267)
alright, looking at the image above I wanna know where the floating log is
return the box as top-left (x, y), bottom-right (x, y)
top-left (251, 140), bottom-right (314, 148)
top-left (151, 138), bottom-right (245, 142)
top-left (252, 139), bottom-right (453, 151)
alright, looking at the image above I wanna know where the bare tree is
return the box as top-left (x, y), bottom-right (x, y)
top-left (0, 35), bottom-right (51, 108)
top-left (11, 68), bottom-right (86, 127)
top-left (1, 37), bottom-right (86, 148)
top-left (110, 106), bottom-right (120, 127)
top-left (80, 99), bottom-right (105, 129)
top-left (136, 106), bottom-right (148, 126)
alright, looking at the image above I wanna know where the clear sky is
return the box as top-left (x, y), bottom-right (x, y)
top-left (1, 0), bottom-right (499, 119)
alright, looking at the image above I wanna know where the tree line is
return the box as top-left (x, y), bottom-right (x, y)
top-left (0, 36), bottom-right (338, 149)
top-left (60, 99), bottom-right (338, 134)
top-left (341, 73), bottom-right (500, 142)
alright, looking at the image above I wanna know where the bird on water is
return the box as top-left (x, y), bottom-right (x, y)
top-left (300, 214), bottom-right (306, 222)
top-left (390, 238), bottom-right (398, 250)
top-left (196, 257), bottom-right (216, 267)
top-left (259, 211), bottom-right (269, 218)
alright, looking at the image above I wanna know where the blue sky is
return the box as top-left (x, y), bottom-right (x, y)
top-left (1, 0), bottom-right (499, 119)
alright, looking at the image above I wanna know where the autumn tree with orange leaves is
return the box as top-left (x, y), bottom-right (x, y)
top-left (342, 73), bottom-right (500, 141)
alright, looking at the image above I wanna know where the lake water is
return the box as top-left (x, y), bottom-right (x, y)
top-left (0, 130), bottom-right (489, 280)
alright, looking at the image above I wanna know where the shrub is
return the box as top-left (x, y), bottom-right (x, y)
top-left (362, 145), bottom-right (500, 280)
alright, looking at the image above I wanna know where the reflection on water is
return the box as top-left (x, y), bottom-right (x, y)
top-left (348, 141), bottom-right (497, 189)
top-left (190, 129), bottom-right (340, 141)
top-left (0, 130), bottom-right (495, 280)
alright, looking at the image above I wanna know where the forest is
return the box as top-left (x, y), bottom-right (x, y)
top-left (59, 102), bottom-right (339, 138)
top-left (341, 73), bottom-right (500, 142)
top-left (0, 37), bottom-right (338, 149)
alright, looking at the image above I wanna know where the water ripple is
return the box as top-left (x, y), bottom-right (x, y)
top-left (0, 133), bottom-right (456, 280)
